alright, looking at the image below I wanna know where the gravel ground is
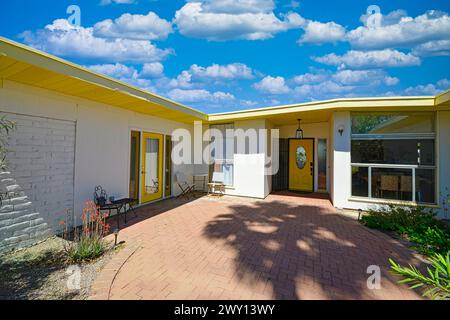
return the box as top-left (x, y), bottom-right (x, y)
top-left (0, 236), bottom-right (120, 300)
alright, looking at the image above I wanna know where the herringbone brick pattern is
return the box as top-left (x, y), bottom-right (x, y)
top-left (95, 193), bottom-right (423, 300)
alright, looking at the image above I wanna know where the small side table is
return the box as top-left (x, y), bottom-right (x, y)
top-left (193, 174), bottom-right (208, 192)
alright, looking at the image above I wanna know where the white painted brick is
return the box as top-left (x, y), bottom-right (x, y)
top-left (0, 113), bottom-right (75, 253)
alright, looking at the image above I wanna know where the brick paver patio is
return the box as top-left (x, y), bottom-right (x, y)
top-left (92, 193), bottom-right (423, 300)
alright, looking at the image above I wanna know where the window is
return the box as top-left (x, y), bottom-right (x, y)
top-left (210, 123), bottom-right (234, 186)
top-left (318, 139), bottom-right (327, 191)
top-left (351, 113), bottom-right (436, 204)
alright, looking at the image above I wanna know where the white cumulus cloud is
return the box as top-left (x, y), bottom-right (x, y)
top-left (412, 40), bottom-right (450, 57)
top-left (253, 76), bottom-right (290, 94)
top-left (298, 20), bottom-right (346, 44)
top-left (141, 62), bottom-right (164, 78)
top-left (404, 78), bottom-right (450, 95)
top-left (189, 63), bottom-right (254, 80)
top-left (93, 11), bottom-right (173, 41)
top-left (313, 49), bottom-right (421, 69)
top-left (20, 19), bottom-right (172, 63)
top-left (89, 63), bottom-right (138, 78)
top-left (168, 88), bottom-right (235, 102)
top-left (347, 10), bottom-right (450, 50)
top-left (174, 1), bottom-right (304, 41)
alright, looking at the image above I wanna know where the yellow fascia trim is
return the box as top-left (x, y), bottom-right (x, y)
top-left (208, 96), bottom-right (436, 122)
top-left (435, 89), bottom-right (450, 106)
top-left (0, 36), bottom-right (207, 121)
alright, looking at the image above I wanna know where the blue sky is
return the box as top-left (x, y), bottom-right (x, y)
top-left (1, 0), bottom-right (449, 113)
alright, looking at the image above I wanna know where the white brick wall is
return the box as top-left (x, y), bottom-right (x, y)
top-left (0, 112), bottom-right (75, 253)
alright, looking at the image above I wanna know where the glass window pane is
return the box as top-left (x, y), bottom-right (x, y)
top-left (351, 166), bottom-right (368, 197)
top-left (144, 138), bottom-right (159, 195)
top-left (371, 168), bottom-right (412, 201)
top-left (318, 139), bottom-right (327, 190)
top-left (351, 139), bottom-right (434, 165)
top-left (418, 140), bottom-right (435, 166)
top-left (416, 169), bottom-right (435, 204)
top-left (352, 113), bottom-right (434, 134)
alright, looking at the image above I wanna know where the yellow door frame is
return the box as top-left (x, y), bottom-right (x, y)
top-left (288, 138), bottom-right (315, 192)
top-left (129, 131), bottom-right (140, 200)
top-left (140, 132), bottom-right (164, 203)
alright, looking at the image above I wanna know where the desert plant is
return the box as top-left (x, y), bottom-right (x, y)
top-left (389, 252), bottom-right (450, 300)
top-left (62, 201), bottom-right (111, 262)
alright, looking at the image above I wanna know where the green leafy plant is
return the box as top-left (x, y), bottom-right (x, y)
top-left (390, 252), bottom-right (450, 300)
top-left (361, 205), bottom-right (449, 256)
top-left (408, 226), bottom-right (450, 256)
top-left (62, 201), bottom-right (111, 262)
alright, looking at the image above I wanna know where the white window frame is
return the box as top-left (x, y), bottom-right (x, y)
top-left (350, 113), bottom-right (437, 205)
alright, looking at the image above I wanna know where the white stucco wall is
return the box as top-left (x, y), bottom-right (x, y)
top-left (0, 80), bottom-right (195, 249)
top-left (437, 111), bottom-right (450, 218)
top-left (224, 119), bottom-right (268, 198)
top-left (330, 112), bottom-right (352, 208)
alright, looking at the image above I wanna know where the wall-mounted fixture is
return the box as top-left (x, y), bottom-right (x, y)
top-left (338, 124), bottom-right (345, 136)
top-left (295, 119), bottom-right (303, 139)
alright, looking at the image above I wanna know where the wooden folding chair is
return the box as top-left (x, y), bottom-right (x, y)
top-left (175, 172), bottom-right (195, 199)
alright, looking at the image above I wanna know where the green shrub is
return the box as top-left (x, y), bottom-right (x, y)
top-left (361, 205), bottom-right (438, 233)
top-left (390, 252), bottom-right (450, 300)
top-left (408, 226), bottom-right (450, 256)
top-left (361, 205), bottom-right (449, 256)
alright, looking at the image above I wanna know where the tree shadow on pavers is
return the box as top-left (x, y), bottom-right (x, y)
top-left (203, 199), bottom-right (425, 300)
top-left (0, 248), bottom-right (77, 300)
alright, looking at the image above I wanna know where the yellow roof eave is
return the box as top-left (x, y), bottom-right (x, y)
top-left (0, 36), bottom-right (207, 121)
top-left (207, 95), bottom-right (437, 123)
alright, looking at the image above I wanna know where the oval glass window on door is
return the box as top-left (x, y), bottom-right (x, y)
top-left (296, 146), bottom-right (307, 169)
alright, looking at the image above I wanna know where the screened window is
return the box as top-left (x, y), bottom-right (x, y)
top-left (351, 113), bottom-right (436, 204)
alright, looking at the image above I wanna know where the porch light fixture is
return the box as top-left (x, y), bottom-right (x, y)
top-left (295, 119), bottom-right (303, 139)
top-left (338, 124), bottom-right (345, 136)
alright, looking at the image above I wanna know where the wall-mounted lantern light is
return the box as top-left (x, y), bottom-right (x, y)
top-left (338, 124), bottom-right (345, 136)
top-left (295, 119), bottom-right (303, 139)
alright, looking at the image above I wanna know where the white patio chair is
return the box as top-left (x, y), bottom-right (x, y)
top-left (207, 172), bottom-right (226, 196)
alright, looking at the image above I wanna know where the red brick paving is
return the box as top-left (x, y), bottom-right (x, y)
top-left (92, 192), bottom-right (423, 300)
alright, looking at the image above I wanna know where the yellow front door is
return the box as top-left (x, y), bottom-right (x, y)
top-left (141, 132), bottom-right (163, 203)
top-left (289, 139), bottom-right (314, 192)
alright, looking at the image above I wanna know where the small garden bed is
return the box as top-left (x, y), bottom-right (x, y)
top-left (0, 236), bottom-right (120, 300)
top-left (0, 201), bottom-right (121, 300)
top-left (360, 205), bottom-right (450, 299)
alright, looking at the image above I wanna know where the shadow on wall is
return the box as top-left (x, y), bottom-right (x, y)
top-left (0, 171), bottom-right (51, 253)
top-left (203, 199), bottom-right (423, 300)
